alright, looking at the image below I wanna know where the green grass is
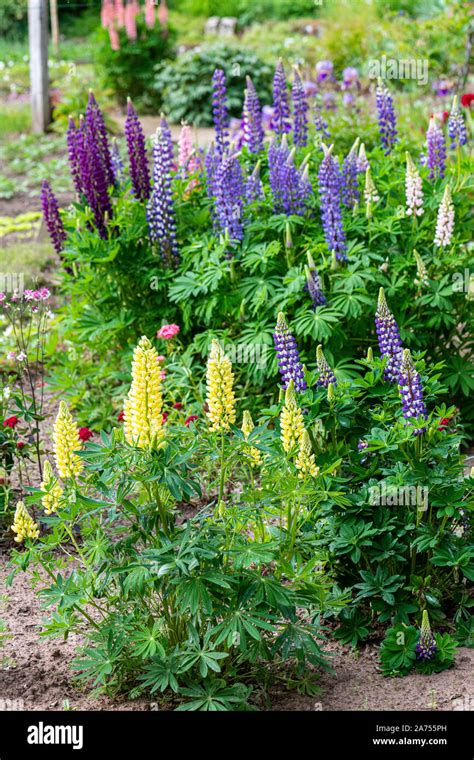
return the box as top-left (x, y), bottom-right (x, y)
top-left (0, 241), bottom-right (56, 280)
top-left (0, 104), bottom-right (30, 138)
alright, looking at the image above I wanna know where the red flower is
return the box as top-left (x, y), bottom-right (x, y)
top-left (184, 415), bottom-right (199, 427)
top-left (162, 412), bottom-right (169, 424)
top-left (117, 410), bottom-right (125, 422)
top-left (173, 402), bottom-right (183, 410)
top-left (16, 441), bottom-right (26, 450)
top-left (3, 416), bottom-right (19, 429)
top-left (438, 416), bottom-right (452, 431)
top-left (460, 93), bottom-right (474, 108)
top-left (79, 427), bottom-right (93, 441)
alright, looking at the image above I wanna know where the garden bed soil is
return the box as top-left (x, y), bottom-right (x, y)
top-left (1, 562), bottom-right (472, 712)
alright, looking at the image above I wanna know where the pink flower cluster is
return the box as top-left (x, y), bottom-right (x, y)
top-left (101, 0), bottom-right (168, 50)
top-left (157, 324), bottom-right (180, 340)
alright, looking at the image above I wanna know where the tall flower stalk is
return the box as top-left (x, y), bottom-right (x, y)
top-left (53, 401), bottom-right (83, 479)
top-left (426, 116), bottom-right (446, 180)
top-left (272, 59), bottom-right (291, 136)
top-left (318, 143), bottom-right (347, 261)
top-left (375, 79), bottom-right (397, 154)
top-left (315, 345), bottom-right (336, 388)
top-left (213, 152), bottom-right (245, 242)
top-left (405, 152), bottom-right (424, 218)
top-left (341, 138), bottom-right (360, 210)
top-left (364, 166), bottom-right (379, 219)
top-left (123, 336), bottom-right (164, 449)
top-left (273, 312), bottom-right (307, 392)
top-left (41, 180), bottom-right (66, 255)
top-left (375, 288), bottom-right (403, 383)
top-left (398, 349), bottom-right (427, 435)
top-left (125, 98), bottom-right (151, 202)
top-left (242, 76), bottom-right (264, 154)
top-left (206, 340), bottom-right (236, 433)
top-left (434, 184), bottom-right (455, 247)
top-left (280, 380), bottom-right (304, 452)
top-left (212, 68), bottom-right (229, 161)
top-left (147, 125), bottom-right (179, 265)
top-left (292, 68), bottom-right (308, 147)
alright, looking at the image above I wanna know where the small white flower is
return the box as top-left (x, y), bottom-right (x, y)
top-left (434, 185), bottom-right (455, 247)
top-left (405, 153), bottom-right (424, 217)
top-left (16, 351), bottom-right (27, 362)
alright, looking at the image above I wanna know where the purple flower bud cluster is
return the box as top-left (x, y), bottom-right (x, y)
top-left (314, 107), bottom-right (330, 141)
top-left (292, 70), bottom-right (309, 147)
top-left (213, 153), bottom-right (245, 242)
top-left (341, 141), bottom-right (360, 209)
top-left (124, 99), bottom-right (151, 202)
top-left (415, 613), bottom-right (437, 661)
top-left (448, 99), bottom-right (468, 149)
top-left (242, 76), bottom-right (264, 154)
top-left (212, 69), bottom-right (229, 161)
top-left (268, 139), bottom-right (312, 216)
top-left (273, 312), bottom-right (307, 392)
top-left (272, 59), bottom-right (291, 136)
top-left (375, 288), bottom-right (403, 383)
top-left (315, 345), bottom-right (336, 388)
top-left (111, 139), bottom-right (126, 186)
top-left (375, 80), bottom-right (397, 154)
top-left (245, 162), bottom-right (264, 205)
top-left (67, 97), bottom-right (113, 238)
top-left (399, 349), bottom-right (427, 435)
top-left (305, 265), bottom-right (326, 308)
top-left (147, 124), bottom-right (179, 265)
top-left (317, 145), bottom-right (347, 261)
top-left (426, 117), bottom-right (446, 179)
top-left (40, 180), bottom-right (66, 255)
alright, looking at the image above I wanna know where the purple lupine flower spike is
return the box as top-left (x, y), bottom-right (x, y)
top-left (213, 152), bottom-right (245, 242)
top-left (242, 76), bottom-right (264, 154)
top-left (375, 79), bottom-right (397, 154)
top-left (66, 117), bottom-right (83, 196)
top-left (86, 91), bottom-right (114, 187)
top-left (272, 59), bottom-right (291, 136)
top-left (447, 96), bottom-right (467, 149)
top-left (305, 265), bottom-right (326, 308)
top-left (245, 161), bottom-right (264, 204)
top-left (269, 139), bottom-right (312, 216)
top-left (398, 349), bottom-right (427, 435)
top-left (375, 287), bottom-right (403, 383)
top-left (273, 312), bottom-right (307, 392)
top-left (212, 68), bottom-right (229, 161)
top-left (426, 116), bottom-right (446, 179)
top-left (341, 138), bottom-right (360, 209)
top-left (415, 611), bottom-right (437, 661)
top-left (147, 127), bottom-right (179, 265)
top-left (357, 143), bottom-right (369, 173)
top-left (315, 345), bottom-right (336, 388)
top-left (314, 105), bottom-right (330, 141)
top-left (292, 68), bottom-right (309, 147)
top-left (317, 143), bottom-right (347, 261)
top-left (77, 114), bottom-right (112, 238)
top-left (41, 180), bottom-right (66, 255)
top-left (125, 98), bottom-right (151, 202)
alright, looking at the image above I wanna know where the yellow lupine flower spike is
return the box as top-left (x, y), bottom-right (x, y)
top-left (41, 459), bottom-right (63, 515)
top-left (53, 400), bottom-right (83, 478)
top-left (241, 410), bottom-right (262, 467)
top-left (123, 336), bottom-right (164, 449)
top-left (280, 380), bottom-right (304, 452)
top-left (206, 340), bottom-right (236, 432)
top-left (11, 501), bottom-right (39, 543)
top-left (295, 429), bottom-right (319, 478)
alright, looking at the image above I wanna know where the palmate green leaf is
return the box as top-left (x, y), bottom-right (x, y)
top-left (293, 307), bottom-right (341, 341)
top-left (380, 624), bottom-right (418, 677)
top-left (168, 272), bottom-right (207, 303)
top-left (130, 622), bottom-right (166, 660)
top-left (139, 653), bottom-right (182, 694)
top-left (40, 574), bottom-right (85, 611)
top-left (174, 576), bottom-right (214, 616)
top-left (175, 680), bottom-right (251, 711)
top-left (330, 291), bottom-right (373, 319)
top-left (227, 539), bottom-right (279, 569)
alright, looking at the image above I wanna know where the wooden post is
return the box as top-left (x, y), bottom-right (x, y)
top-left (50, 0), bottom-right (60, 57)
top-left (28, 0), bottom-right (50, 133)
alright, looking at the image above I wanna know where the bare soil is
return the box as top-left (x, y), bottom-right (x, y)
top-left (1, 562), bottom-right (472, 712)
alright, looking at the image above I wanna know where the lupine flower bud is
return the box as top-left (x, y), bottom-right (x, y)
top-left (41, 180), bottom-right (66, 255)
top-left (398, 349), bottom-right (427, 435)
top-left (292, 68), bottom-right (309, 147)
top-left (405, 152), bottom-right (424, 217)
top-left (272, 59), bottom-right (291, 136)
top-left (41, 459), bottom-right (63, 515)
top-left (295, 428), bottom-right (319, 478)
top-left (124, 336), bottom-right (164, 449)
top-left (245, 161), bottom-right (264, 204)
top-left (415, 610), bottom-right (437, 661)
top-left (414, 250), bottom-right (429, 287)
top-left (111, 138), bottom-right (126, 186)
top-left (315, 345), bottom-right (336, 388)
top-left (448, 96), bottom-right (468, 149)
top-left (280, 380), bottom-right (304, 452)
top-left (53, 401), bottom-right (83, 479)
top-left (434, 184), bottom-right (455, 247)
top-left (305, 265), bottom-right (326, 308)
top-left (241, 410), bottom-right (262, 466)
top-left (375, 79), bottom-right (397, 154)
top-left (357, 143), bottom-right (369, 173)
top-left (375, 288), bottom-right (403, 383)
top-left (125, 98), bottom-right (151, 202)
top-left (364, 166), bottom-right (379, 219)
top-left (341, 138), bottom-right (360, 209)
top-left (206, 340), bottom-right (236, 432)
top-left (212, 68), bottom-right (229, 161)
top-left (318, 143), bottom-right (347, 260)
top-left (273, 312), bottom-right (307, 392)
top-left (147, 125), bottom-right (179, 265)
top-left (327, 382), bottom-right (336, 403)
top-left (11, 501), bottom-right (39, 543)
top-left (178, 123), bottom-right (193, 169)
top-left (242, 76), bottom-right (264, 154)
top-left (426, 116), bottom-right (446, 179)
